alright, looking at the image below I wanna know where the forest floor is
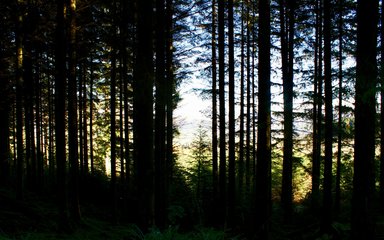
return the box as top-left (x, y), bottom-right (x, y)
top-left (0, 186), bottom-right (381, 240)
top-left (0, 187), bottom-right (143, 240)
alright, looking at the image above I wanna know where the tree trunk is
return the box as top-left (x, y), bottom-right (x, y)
top-left (55, 0), bottom-right (69, 227)
top-left (110, 28), bottom-right (117, 224)
top-left (211, 0), bottom-right (219, 225)
top-left (245, 0), bottom-right (251, 190)
top-left (89, 54), bottom-right (94, 174)
top-left (67, 0), bottom-right (81, 221)
top-left (227, 0), bottom-right (236, 227)
top-left (312, 0), bottom-right (322, 212)
top-left (0, 43), bottom-right (11, 185)
top-left (255, 0), bottom-right (271, 238)
top-left (155, 0), bottom-right (167, 228)
top-left (16, 0), bottom-right (25, 200)
top-left (380, 0), bottom-right (384, 206)
top-left (238, 0), bottom-right (245, 207)
top-left (335, 0), bottom-right (343, 215)
top-left (218, 0), bottom-right (226, 225)
top-left (280, 0), bottom-right (295, 222)
top-left (322, 0), bottom-right (333, 232)
top-left (134, 0), bottom-right (155, 229)
top-left (351, 0), bottom-right (378, 239)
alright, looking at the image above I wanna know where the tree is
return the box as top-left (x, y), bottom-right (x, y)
top-left (211, 0), bottom-right (219, 221)
top-left (255, 0), bottom-right (272, 238)
top-left (155, 0), bottom-right (167, 228)
top-left (227, 0), bottom-right (236, 227)
top-left (67, 0), bottom-right (81, 221)
top-left (335, 0), bottom-right (344, 214)
top-left (311, 0), bottom-right (323, 212)
top-left (133, 0), bottom-right (155, 229)
top-left (16, 0), bottom-right (25, 200)
top-left (55, 0), bottom-right (69, 227)
top-left (351, 0), bottom-right (378, 239)
top-left (280, 0), bottom-right (295, 222)
top-left (110, 0), bottom-right (118, 222)
top-left (217, 0), bottom-right (226, 225)
top-left (322, 0), bottom-right (333, 232)
top-left (380, 0), bottom-right (384, 206)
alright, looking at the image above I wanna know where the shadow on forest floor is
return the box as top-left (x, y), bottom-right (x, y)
top-left (2, 187), bottom-right (384, 240)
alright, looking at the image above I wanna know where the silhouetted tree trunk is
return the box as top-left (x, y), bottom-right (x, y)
top-left (67, 0), bottom-right (81, 221)
top-left (211, 0), bottom-right (219, 223)
top-left (351, 0), bottom-right (378, 239)
top-left (380, 0), bottom-right (384, 206)
top-left (280, 0), bottom-right (295, 222)
top-left (227, 0), bottom-right (236, 227)
top-left (16, 0), bottom-right (25, 201)
top-left (55, 0), bottom-right (69, 226)
top-left (165, 0), bottom-right (174, 211)
top-left (335, 0), bottom-right (343, 215)
top-left (23, 22), bottom-right (35, 189)
top-left (218, 0), bottom-right (226, 225)
top-left (322, 0), bottom-right (333, 232)
top-left (82, 65), bottom-right (88, 175)
top-left (134, 0), bottom-right (155, 229)
top-left (155, 0), bottom-right (167, 228)
top-left (89, 54), bottom-right (94, 174)
top-left (0, 46), bottom-right (11, 185)
top-left (245, 0), bottom-right (251, 190)
top-left (110, 27), bottom-right (117, 223)
top-left (255, 0), bottom-right (271, 238)
top-left (312, 0), bottom-right (322, 212)
top-left (238, 0), bottom-right (245, 203)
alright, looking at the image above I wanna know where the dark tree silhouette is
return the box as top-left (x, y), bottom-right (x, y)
top-left (133, 0), bottom-right (155, 229)
top-left (255, 0), bottom-right (272, 238)
top-left (351, 0), bottom-right (378, 239)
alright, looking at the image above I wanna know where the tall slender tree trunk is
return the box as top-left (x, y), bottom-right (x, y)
top-left (165, 0), bottom-right (174, 222)
top-left (335, 0), bottom-right (343, 215)
top-left (82, 65), bottom-right (88, 175)
top-left (67, 0), bottom-right (81, 221)
top-left (322, 0), bottom-right (333, 232)
top-left (245, 0), bottom-right (251, 190)
top-left (16, 0), bottom-right (25, 200)
top-left (312, 0), bottom-right (322, 212)
top-left (55, 0), bottom-right (69, 227)
top-left (155, 0), bottom-right (167, 228)
top-left (110, 31), bottom-right (118, 224)
top-left (280, 0), bottom-right (294, 222)
top-left (134, 0), bottom-right (155, 229)
top-left (227, 0), bottom-right (236, 227)
top-left (238, 0), bottom-right (245, 205)
top-left (89, 55), bottom-right (94, 174)
top-left (0, 56), bottom-right (11, 185)
top-left (255, 0), bottom-right (271, 238)
top-left (218, 0), bottom-right (226, 225)
top-left (211, 0), bottom-right (219, 223)
top-left (352, 0), bottom-right (378, 239)
top-left (380, 0), bottom-right (384, 206)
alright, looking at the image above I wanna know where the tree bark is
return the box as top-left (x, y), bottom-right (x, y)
top-left (67, 0), bottom-right (81, 221)
top-left (351, 0), bottom-right (378, 239)
top-left (55, 0), bottom-right (69, 227)
top-left (227, 0), bottom-right (236, 227)
top-left (134, 0), bottom-right (155, 229)
top-left (155, 0), bottom-right (167, 228)
top-left (322, 0), bottom-right (333, 232)
top-left (255, 0), bottom-right (271, 238)
top-left (280, 0), bottom-right (295, 222)
top-left (218, 0), bottom-right (226, 225)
